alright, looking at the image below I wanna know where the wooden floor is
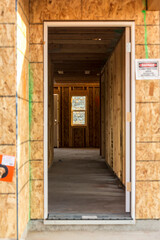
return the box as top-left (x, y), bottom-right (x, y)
top-left (48, 148), bottom-right (130, 219)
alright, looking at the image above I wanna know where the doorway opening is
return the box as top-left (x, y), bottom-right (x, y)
top-left (44, 22), bottom-right (135, 223)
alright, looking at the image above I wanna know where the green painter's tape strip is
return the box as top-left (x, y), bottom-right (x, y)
top-left (29, 63), bottom-right (33, 220)
top-left (142, 10), bottom-right (149, 59)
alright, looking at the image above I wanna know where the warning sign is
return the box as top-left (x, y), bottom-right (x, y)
top-left (136, 59), bottom-right (160, 80)
top-left (0, 155), bottom-right (16, 182)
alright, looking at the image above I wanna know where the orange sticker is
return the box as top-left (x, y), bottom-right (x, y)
top-left (0, 155), bottom-right (16, 182)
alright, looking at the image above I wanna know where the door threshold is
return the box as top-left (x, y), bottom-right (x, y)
top-left (48, 213), bottom-right (131, 220)
top-left (45, 213), bottom-right (134, 225)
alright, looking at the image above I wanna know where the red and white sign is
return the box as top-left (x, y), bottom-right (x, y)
top-left (136, 59), bottom-right (160, 80)
top-left (0, 155), bottom-right (16, 182)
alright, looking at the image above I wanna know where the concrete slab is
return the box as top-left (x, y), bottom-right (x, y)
top-left (26, 230), bottom-right (160, 240)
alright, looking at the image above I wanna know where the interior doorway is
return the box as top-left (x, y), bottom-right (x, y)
top-left (44, 21), bottom-right (135, 223)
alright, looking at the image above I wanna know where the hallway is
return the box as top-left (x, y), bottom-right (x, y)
top-left (48, 149), bottom-right (128, 219)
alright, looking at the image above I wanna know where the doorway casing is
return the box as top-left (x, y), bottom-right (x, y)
top-left (43, 21), bottom-right (135, 224)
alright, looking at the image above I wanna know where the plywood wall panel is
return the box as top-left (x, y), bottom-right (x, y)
top-left (136, 45), bottom-right (160, 59)
top-left (30, 44), bottom-right (43, 63)
top-left (29, 63), bottom-right (43, 102)
top-left (30, 24), bottom-right (43, 44)
top-left (31, 180), bottom-right (44, 219)
top-left (30, 141), bottom-right (43, 160)
top-left (30, 0), bottom-right (81, 23)
top-left (136, 80), bottom-right (159, 103)
top-left (0, 48), bottom-right (16, 96)
top-left (136, 142), bottom-right (160, 161)
top-left (136, 182), bottom-right (160, 219)
top-left (30, 102), bottom-right (43, 140)
top-left (0, 97), bottom-right (16, 144)
top-left (31, 161), bottom-right (44, 180)
top-left (136, 103), bottom-right (160, 142)
top-left (0, 0), bottom-right (16, 23)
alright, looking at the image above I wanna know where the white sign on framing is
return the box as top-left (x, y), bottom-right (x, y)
top-left (136, 59), bottom-right (160, 80)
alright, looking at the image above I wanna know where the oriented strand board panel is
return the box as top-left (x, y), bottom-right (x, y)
top-left (29, 0), bottom-right (160, 221)
top-left (29, 24), bottom-right (43, 44)
top-left (17, 1), bottom-right (30, 239)
top-left (31, 161), bottom-right (44, 180)
top-left (0, 0), bottom-right (16, 23)
top-left (0, 48), bottom-right (16, 96)
top-left (17, 141), bottom-right (29, 169)
top-left (136, 142), bottom-right (160, 161)
top-left (136, 103), bottom-right (160, 142)
top-left (0, 97), bottom-right (16, 144)
top-left (0, 24), bottom-right (15, 47)
top-left (136, 80), bottom-right (159, 103)
top-left (31, 180), bottom-right (44, 219)
top-left (30, 141), bottom-right (43, 160)
top-left (30, 0), bottom-right (81, 23)
top-left (0, 194), bottom-right (16, 238)
top-left (30, 102), bottom-right (43, 140)
top-left (18, 183), bottom-right (29, 239)
top-left (136, 161), bottom-right (160, 181)
top-left (29, 63), bottom-right (43, 101)
top-left (136, 45), bottom-right (160, 59)
top-left (136, 181), bottom-right (160, 219)
top-left (18, 98), bottom-right (29, 143)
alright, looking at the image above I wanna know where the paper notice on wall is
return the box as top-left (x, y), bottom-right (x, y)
top-left (2, 155), bottom-right (15, 166)
top-left (136, 59), bottom-right (160, 80)
top-left (0, 155), bottom-right (16, 182)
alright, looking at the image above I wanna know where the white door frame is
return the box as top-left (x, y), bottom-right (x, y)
top-left (44, 21), bottom-right (136, 224)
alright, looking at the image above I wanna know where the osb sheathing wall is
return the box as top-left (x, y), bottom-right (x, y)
top-left (0, 0), bottom-right (16, 239)
top-left (17, 0), bottom-right (29, 238)
top-left (29, 0), bottom-right (160, 220)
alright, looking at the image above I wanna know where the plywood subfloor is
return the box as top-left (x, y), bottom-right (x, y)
top-left (48, 148), bottom-right (129, 219)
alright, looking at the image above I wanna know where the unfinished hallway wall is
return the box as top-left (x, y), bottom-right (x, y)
top-left (101, 33), bottom-right (125, 184)
top-left (29, 0), bottom-right (160, 220)
top-left (17, 0), bottom-right (30, 238)
top-left (54, 84), bottom-right (100, 148)
top-left (0, 1), bottom-right (16, 238)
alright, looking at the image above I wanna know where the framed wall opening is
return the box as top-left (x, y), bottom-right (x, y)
top-left (44, 21), bottom-right (135, 224)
